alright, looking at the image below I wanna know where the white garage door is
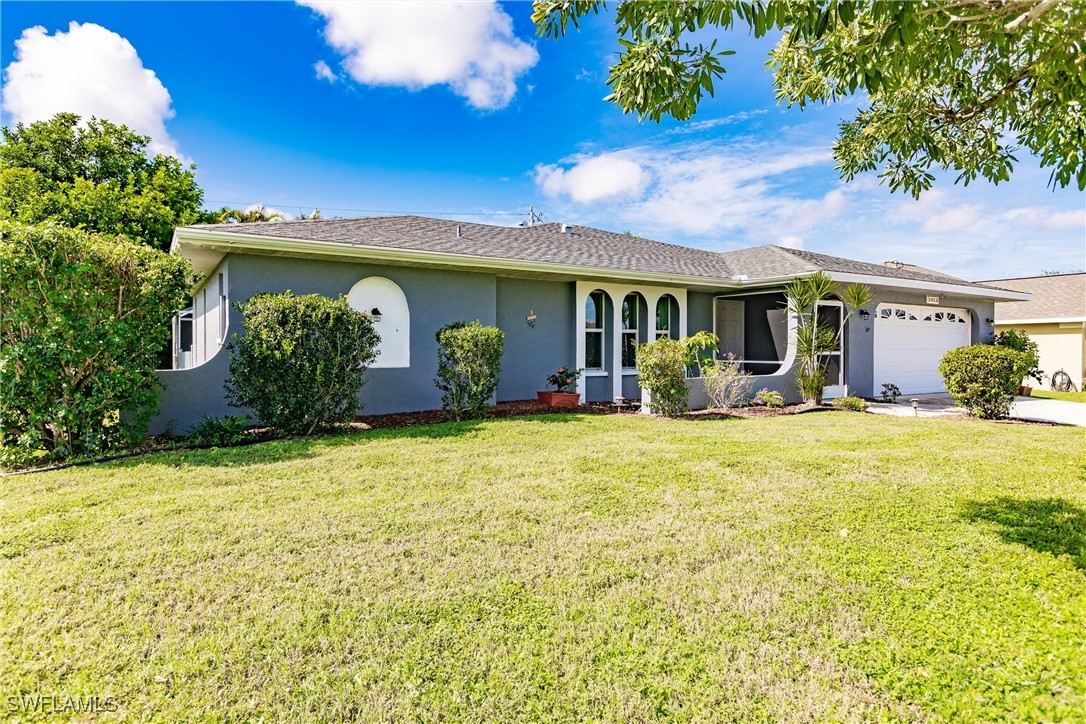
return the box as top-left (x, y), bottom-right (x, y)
top-left (873, 304), bottom-right (971, 394)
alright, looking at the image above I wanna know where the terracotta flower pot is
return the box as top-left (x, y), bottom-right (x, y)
top-left (537, 391), bottom-right (581, 407)
top-left (1019, 385), bottom-right (1033, 396)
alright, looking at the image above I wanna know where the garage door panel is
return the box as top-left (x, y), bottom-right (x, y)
top-left (873, 304), bottom-right (971, 394)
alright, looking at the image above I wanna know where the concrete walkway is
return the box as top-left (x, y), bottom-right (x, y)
top-left (867, 393), bottom-right (1086, 427)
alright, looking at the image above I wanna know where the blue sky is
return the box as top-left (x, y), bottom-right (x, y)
top-left (2, 1), bottom-right (1083, 279)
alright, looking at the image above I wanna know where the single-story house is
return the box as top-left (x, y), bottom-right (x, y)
top-left (152, 216), bottom-right (1028, 432)
top-left (977, 272), bottom-right (1086, 389)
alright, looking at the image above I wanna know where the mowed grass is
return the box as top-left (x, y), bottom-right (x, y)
top-left (3, 413), bottom-right (1084, 722)
top-left (1030, 389), bottom-right (1086, 403)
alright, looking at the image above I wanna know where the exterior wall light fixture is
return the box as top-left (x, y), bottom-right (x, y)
top-left (985, 317), bottom-right (995, 327)
top-left (370, 307), bottom-right (382, 322)
top-left (526, 310), bottom-right (537, 328)
top-left (858, 309), bottom-right (870, 321)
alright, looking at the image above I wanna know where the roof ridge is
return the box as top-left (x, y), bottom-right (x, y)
top-left (978, 272), bottom-right (1086, 282)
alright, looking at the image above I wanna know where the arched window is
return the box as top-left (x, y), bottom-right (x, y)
top-left (656, 294), bottom-right (676, 339)
top-left (621, 292), bottom-right (645, 368)
top-left (585, 290), bottom-right (606, 370)
top-left (347, 277), bottom-right (409, 368)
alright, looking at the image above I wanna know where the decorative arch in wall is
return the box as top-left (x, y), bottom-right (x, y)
top-left (347, 277), bottom-right (409, 368)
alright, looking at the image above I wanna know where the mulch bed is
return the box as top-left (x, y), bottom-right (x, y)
top-left (352, 399), bottom-right (626, 430)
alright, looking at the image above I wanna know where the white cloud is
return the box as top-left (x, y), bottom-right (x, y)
top-left (535, 153), bottom-right (649, 203)
top-left (314, 59), bottom-right (337, 82)
top-left (2, 22), bottom-right (183, 159)
top-left (920, 204), bottom-right (984, 234)
top-left (777, 235), bottom-right (804, 249)
top-left (299, 1), bottom-right (538, 110)
top-left (1002, 206), bottom-right (1085, 231)
top-left (667, 109), bottom-right (769, 135)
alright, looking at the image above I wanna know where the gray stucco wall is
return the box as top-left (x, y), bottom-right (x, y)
top-left (687, 291), bottom-right (715, 338)
top-left (495, 277), bottom-right (575, 401)
top-left (151, 254), bottom-right (500, 433)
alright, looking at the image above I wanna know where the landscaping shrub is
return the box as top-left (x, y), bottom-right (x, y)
top-left (994, 329), bottom-right (1043, 385)
top-left (795, 367), bottom-right (828, 405)
top-left (225, 292), bottom-right (379, 435)
top-left (880, 382), bottom-right (902, 403)
top-left (702, 354), bottom-right (754, 408)
top-left (831, 396), bottom-right (869, 412)
top-left (939, 344), bottom-right (1024, 418)
top-left (0, 221), bottom-right (191, 460)
top-left (637, 337), bottom-right (689, 416)
top-left (434, 321), bottom-right (505, 420)
top-left (754, 388), bottom-right (785, 407)
top-left (186, 415), bottom-right (251, 446)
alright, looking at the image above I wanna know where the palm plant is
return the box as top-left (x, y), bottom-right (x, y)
top-left (217, 205), bottom-right (282, 224)
top-left (784, 271), bottom-right (872, 404)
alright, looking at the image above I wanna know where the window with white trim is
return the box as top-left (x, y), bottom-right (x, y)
top-left (217, 273), bottom-right (228, 343)
top-left (655, 295), bottom-right (673, 339)
top-left (621, 293), bottom-right (640, 368)
top-left (585, 290), bottom-right (605, 370)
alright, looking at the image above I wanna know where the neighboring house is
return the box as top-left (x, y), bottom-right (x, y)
top-left (977, 273), bottom-right (1086, 389)
top-left (152, 216), bottom-right (1027, 432)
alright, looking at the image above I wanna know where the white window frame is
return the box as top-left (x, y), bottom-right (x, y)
top-left (585, 290), bottom-right (606, 371)
top-left (815, 299), bottom-right (845, 393)
top-left (655, 295), bottom-right (672, 340)
top-left (621, 293), bottom-right (640, 370)
top-left (217, 272), bottom-right (228, 344)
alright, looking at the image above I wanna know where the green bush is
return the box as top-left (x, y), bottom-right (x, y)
top-left (434, 321), bottom-right (505, 420)
top-left (0, 221), bottom-right (191, 459)
top-left (994, 329), bottom-right (1043, 384)
top-left (225, 292), bottom-right (380, 435)
top-left (939, 345), bottom-right (1024, 418)
top-left (880, 382), bottom-right (902, 403)
top-left (637, 337), bottom-right (689, 417)
top-left (831, 396), bottom-right (869, 412)
top-left (187, 415), bottom-right (251, 446)
top-left (795, 367), bottom-right (827, 405)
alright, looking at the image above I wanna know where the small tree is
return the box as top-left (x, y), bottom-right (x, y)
top-left (784, 271), bottom-right (872, 405)
top-left (939, 345), bottom-right (1024, 419)
top-left (225, 292), bottom-right (379, 435)
top-left (434, 321), bottom-right (505, 421)
top-left (0, 221), bottom-right (191, 458)
top-left (637, 337), bottom-right (689, 417)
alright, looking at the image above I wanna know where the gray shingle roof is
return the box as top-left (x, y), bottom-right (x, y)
top-left (186, 216), bottom-right (738, 280)
top-left (977, 273), bottom-right (1086, 321)
top-left (183, 215), bottom-right (1005, 292)
top-left (718, 244), bottom-right (1001, 290)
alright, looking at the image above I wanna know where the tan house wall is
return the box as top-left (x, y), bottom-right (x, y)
top-left (996, 321), bottom-right (1086, 388)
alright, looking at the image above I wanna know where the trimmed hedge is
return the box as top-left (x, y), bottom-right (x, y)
top-left (225, 292), bottom-right (380, 435)
top-left (939, 344), bottom-right (1024, 419)
top-left (434, 321), bottom-right (504, 420)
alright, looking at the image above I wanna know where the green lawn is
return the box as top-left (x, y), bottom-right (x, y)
top-left (3, 413), bottom-right (1084, 721)
top-left (1030, 389), bottom-right (1086, 403)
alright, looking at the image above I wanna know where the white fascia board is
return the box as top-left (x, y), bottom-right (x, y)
top-left (996, 317), bottom-right (1086, 325)
top-left (827, 271), bottom-right (1032, 301)
top-left (173, 227), bottom-right (745, 290)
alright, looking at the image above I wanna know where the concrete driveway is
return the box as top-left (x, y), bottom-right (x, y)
top-left (867, 393), bottom-right (1086, 427)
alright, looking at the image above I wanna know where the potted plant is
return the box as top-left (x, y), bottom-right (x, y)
top-left (538, 366), bottom-right (583, 407)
